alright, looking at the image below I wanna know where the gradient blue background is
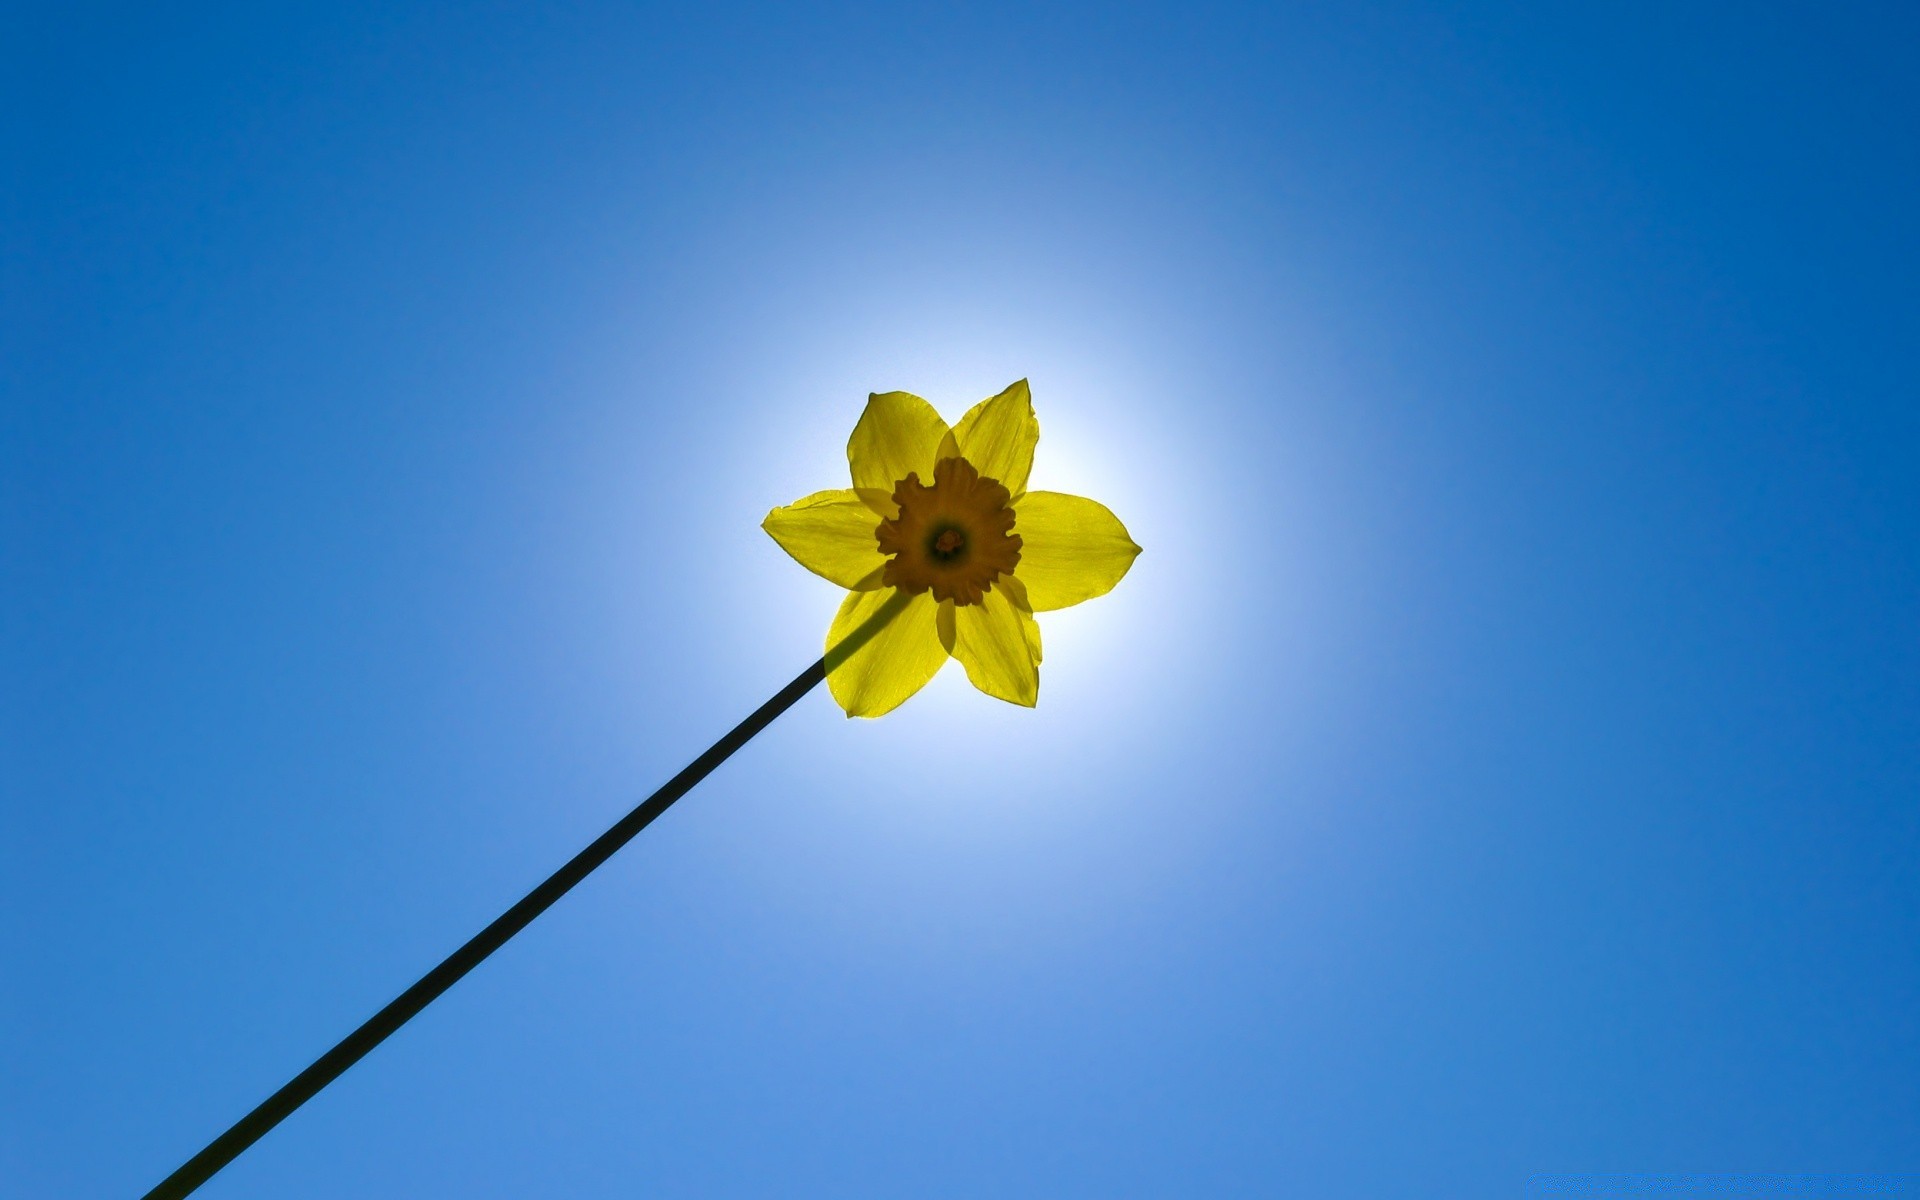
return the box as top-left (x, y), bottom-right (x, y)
top-left (6, 3), bottom-right (1917, 1196)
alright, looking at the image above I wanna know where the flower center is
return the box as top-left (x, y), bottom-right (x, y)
top-left (875, 455), bottom-right (1021, 606)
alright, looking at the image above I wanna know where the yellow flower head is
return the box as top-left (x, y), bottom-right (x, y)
top-left (764, 380), bottom-right (1141, 717)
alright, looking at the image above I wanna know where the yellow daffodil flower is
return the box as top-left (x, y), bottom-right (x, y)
top-left (764, 379), bottom-right (1141, 717)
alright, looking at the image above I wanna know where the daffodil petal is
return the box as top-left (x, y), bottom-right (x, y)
top-left (826, 587), bottom-right (948, 718)
top-left (848, 391), bottom-right (951, 514)
top-left (953, 379), bottom-right (1038, 497)
top-left (936, 599), bottom-right (957, 653)
top-left (1012, 491), bottom-right (1141, 611)
top-left (999, 573), bottom-right (1043, 664)
top-left (762, 490), bottom-right (886, 589)
top-left (952, 586), bottom-right (1039, 707)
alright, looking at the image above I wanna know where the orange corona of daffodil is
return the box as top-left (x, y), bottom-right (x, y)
top-left (764, 380), bottom-right (1141, 717)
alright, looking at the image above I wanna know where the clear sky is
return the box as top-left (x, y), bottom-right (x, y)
top-left (5, 2), bottom-right (1917, 1197)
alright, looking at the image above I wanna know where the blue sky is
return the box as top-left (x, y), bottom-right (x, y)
top-left (5, 2), bottom-right (1917, 1197)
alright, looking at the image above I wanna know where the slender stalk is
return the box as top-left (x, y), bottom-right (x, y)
top-left (142, 656), bottom-right (823, 1199)
top-left (145, 593), bottom-right (907, 1199)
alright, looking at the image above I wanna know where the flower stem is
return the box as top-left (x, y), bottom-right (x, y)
top-left (143, 656), bottom-right (829, 1200)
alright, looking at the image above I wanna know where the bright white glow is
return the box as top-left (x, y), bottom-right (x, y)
top-left (513, 163), bottom-right (1369, 969)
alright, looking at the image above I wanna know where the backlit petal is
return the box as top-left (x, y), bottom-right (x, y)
top-left (826, 587), bottom-right (948, 718)
top-left (937, 599), bottom-right (957, 653)
top-left (999, 574), bottom-right (1043, 664)
top-left (953, 379), bottom-right (1038, 497)
top-left (952, 586), bottom-right (1039, 707)
top-left (1012, 491), bottom-right (1141, 611)
top-left (762, 490), bottom-right (885, 589)
top-left (848, 391), bottom-right (951, 514)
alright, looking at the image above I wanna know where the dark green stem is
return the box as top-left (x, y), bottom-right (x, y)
top-left (141, 593), bottom-right (907, 1200)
